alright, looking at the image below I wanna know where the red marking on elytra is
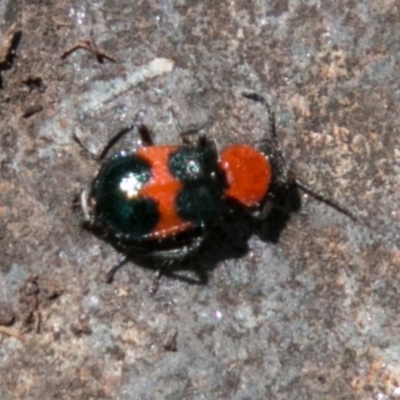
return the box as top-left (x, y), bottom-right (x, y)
top-left (219, 144), bottom-right (271, 207)
top-left (136, 146), bottom-right (193, 237)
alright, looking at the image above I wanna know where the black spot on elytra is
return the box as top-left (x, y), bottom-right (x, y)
top-left (92, 153), bottom-right (159, 240)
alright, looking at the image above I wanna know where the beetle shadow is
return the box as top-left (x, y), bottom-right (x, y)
top-left (90, 184), bottom-right (302, 287)
top-left (188, 184), bottom-right (302, 283)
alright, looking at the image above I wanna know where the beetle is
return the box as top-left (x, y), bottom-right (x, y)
top-left (74, 92), bottom-right (356, 289)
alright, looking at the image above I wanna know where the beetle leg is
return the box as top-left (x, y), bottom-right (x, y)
top-left (242, 92), bottom-right (276, 140)
top-left (72, 131), bottom-right (99, 161)
top-left (137, 124), bottom-right (153, 146)
top-left (154, 234), bottom-right (204, 259)
top-left (168, 107), bottom-right (211, 146)
top-left (149, 234), bottom-right (206, 293)
top-left (79, 189), bottom-right (93, 223)
top-left (149, 262), bottom-right (169, 294)
top-left (105, 256), bottom-right (129, 283)
top-left (251, 200), bottom-right (273, 220)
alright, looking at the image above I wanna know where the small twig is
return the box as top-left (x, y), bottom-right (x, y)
top-left (34, 310), bottom-right (41, 334)
top-left (61, 36), bottom-right (116, 63)
top-left (22, 104), bottom-right (43, 118)
top-left (52, 17), bottom-right (73, 28)
top-left (163, 330), bottom-right (178, 352)
top-left (0, 326), bottom-right (24, 342)
top-left (0, 23), bottom-right (22, 69)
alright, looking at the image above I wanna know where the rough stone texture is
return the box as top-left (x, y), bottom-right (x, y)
top-left (1, 1), bottom-right (400, 399)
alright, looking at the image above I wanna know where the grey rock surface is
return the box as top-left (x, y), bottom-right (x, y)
top-left (1, 1), bottom-right (400, 399)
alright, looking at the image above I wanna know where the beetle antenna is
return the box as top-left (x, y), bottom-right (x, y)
top-left (242, 92), bottom-right (276, 139)
top-left (72, 124), bottom-right (139, 162)
top-left (73, 124), bottom-right (141, 162)
top-left (242, 91), bottom-right (358, 222)
top-left (98, 124), bottom-right (137, 160)
top-left (291, 172), bottom-right (358, 222)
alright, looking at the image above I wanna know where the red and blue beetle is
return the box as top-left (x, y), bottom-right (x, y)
top-left (76, 93), bottom-right (356, 284)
